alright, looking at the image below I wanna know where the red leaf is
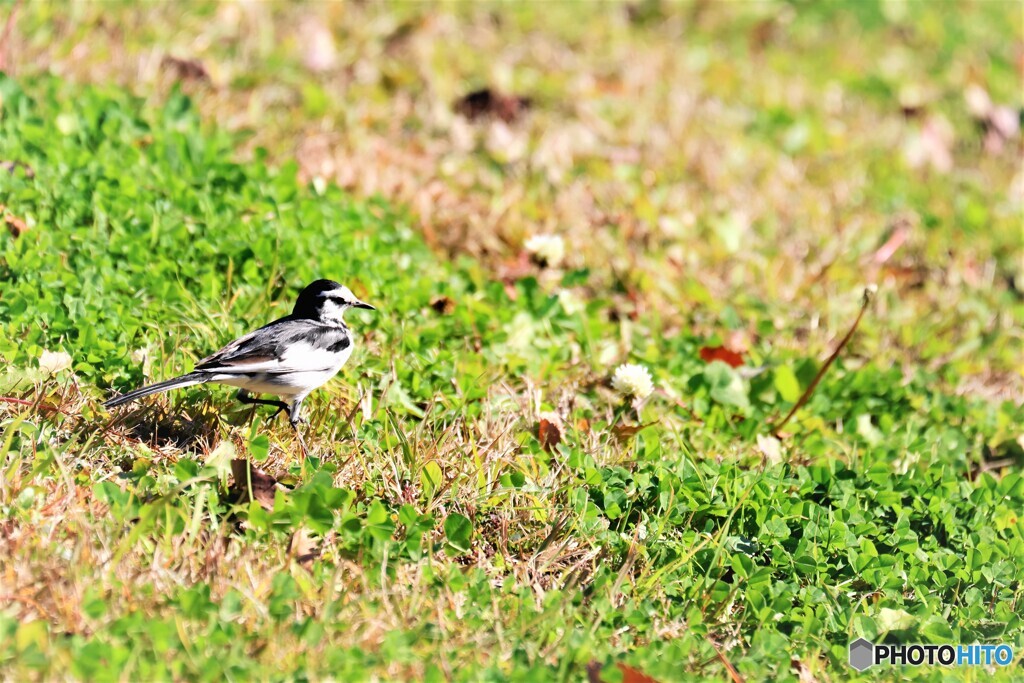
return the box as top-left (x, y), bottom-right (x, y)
top-left (699, 346), bottom-right (744, 368)
top-left (617, 663), bottom-right (660, 683)
top-left (585, 662), bottom-right (661, 683)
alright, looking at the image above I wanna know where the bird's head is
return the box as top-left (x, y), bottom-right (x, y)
top-left (293, 279), bottom-right (375, 325)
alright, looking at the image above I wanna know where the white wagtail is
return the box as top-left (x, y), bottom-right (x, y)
top-left (104, 280), bottom-right (374, 437)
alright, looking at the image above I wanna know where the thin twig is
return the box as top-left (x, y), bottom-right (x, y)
top-left (0, 591), bottom-right (52, 621)
top-left (708, 639), bottom-right (745, 683)
top-left (293, 425), bottom-right (309, 458)
top-left (0, 395), bottom-right (70, 416)
top-left (773, 287), bottom-right (875, 437)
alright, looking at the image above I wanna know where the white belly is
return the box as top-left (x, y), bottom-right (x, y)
top-left (212, 345), bottom-right (353, 400)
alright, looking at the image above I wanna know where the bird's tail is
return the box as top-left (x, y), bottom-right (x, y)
top-left (103, 372), bottom-right (208, 409)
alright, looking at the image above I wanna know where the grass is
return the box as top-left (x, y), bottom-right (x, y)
top-left (1, 2), bottom-right (1022, 681)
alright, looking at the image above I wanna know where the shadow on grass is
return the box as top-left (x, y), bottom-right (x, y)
top-left (113, 402), bottom-right (221, 453)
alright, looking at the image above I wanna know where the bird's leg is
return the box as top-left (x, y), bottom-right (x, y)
top-left (236, 389), bottom-right (290, 419)
top-left (288, 399), bottom-right (309, 457)
top-left (288, 398), bottom-right (308, 426)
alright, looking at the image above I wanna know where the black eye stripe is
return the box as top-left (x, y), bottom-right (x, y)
top-left (315, 290), bottom-right (351, 304)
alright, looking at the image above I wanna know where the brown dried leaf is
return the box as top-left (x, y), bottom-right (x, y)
top-left (161, 55), bottom-right (210, 82)
top-left (538, 418), bottom-right (562, 452)
top-left (230, 459), bottom-right (283, 510)
top-left (454, 88), bottom-right (532, 123)
top-left (3, 209), bottom-right (29, 238)
top-left (430, 296), bottom-right (456, 315)
top-left (612, 421), bottom-right (657, 442)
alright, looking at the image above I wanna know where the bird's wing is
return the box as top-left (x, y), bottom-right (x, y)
top-left (195, 316), bottom-right (302, 373)
top-left (195, 317), bottom-right (350, 375)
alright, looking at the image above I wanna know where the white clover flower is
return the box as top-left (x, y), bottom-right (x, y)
top-left (524, 233), bottom-right (565, 267)
top-left (39, 349), bottom-right (73, 374)
top-left (557, 289), bottom-right (585, 315)
top-left (611, 363), bottom-right (654, 400)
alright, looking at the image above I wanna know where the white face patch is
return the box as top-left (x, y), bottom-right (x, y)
top-left (318, 297), bottom-right (348, 324)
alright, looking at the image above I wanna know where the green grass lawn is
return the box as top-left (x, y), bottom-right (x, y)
top-left (1, 3), bottom-right (1022, 681)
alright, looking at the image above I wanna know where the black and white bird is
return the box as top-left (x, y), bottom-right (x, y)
top-left (104, 280), bottom-right (374, 435)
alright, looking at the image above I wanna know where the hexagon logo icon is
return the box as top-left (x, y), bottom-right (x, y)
top-left (849, 638), bottom-right (875, 671)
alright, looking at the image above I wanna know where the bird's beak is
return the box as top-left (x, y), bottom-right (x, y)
top-left (353, 300), bottom-right (376, 311)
